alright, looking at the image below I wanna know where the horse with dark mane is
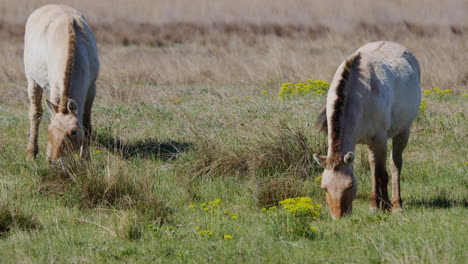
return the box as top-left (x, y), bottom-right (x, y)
top-left (314, 41), bottom-right (421, 219)
top-left (24, 5), bottom-right (99, 162)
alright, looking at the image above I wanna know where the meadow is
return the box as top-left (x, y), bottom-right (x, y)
top-left (0, 0), bottom-right (467, 263)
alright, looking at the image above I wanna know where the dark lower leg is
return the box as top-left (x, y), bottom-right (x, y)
top-left (26, 84), bottom-right (43, 159)
top-left (368, 148), bottom-right (379, 211)
top-left (390, 130), bottom-right (409, 211)
top-left (377, 169), bottom-right (391, 211)
top-left (81, 113), bottom-right (92, 159)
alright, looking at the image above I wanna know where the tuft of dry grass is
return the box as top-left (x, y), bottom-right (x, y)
top-left (115, 210), bottom-right (144, 240)
top-left (187, 123), bottom-right (327, 179)
top-left (253, 177), bottom-right (308, 208)
top-left (0, 202), bottom-right (40, 238)
top-left (37, 157), bottom-right (171, 223)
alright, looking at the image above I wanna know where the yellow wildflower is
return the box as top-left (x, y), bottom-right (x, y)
top-left (260, 90), bottom-right (269, 95)
top-left (229, 213), bottom-right (238, 220)
top-left (198, 230), bottom-right (214, 236)
top-left (279, 197), bottom-right (322, 218)
top-left (278, 79), bottom-right (329, 99)
top-left (419, 99), bottom-right (427, 111)
top-left (223, 234), bottom-right (233, 240)
top-left (209, 199), bottom-right (221, 206)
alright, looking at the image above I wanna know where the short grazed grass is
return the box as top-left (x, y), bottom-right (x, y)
top-left (0, 86), bottom-right (466, 263)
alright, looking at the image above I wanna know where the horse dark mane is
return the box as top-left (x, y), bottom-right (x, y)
top-left (321, 52), bottom-right (361, 168)
top-left (60, 18), bottom-right (76, 113)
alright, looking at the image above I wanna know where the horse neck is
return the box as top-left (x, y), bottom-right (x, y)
top-left (327, 79), bottom-right (364, 161)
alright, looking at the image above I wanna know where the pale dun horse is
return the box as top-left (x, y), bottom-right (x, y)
top-left (314, 41), bottom-right (421, 219)
top-left (24, 5), bottom-right (99, 162)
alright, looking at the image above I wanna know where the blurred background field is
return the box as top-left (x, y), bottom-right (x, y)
top-left (1, 0), bottom-right (467, 104)
top-left (0, 0), bottom-right (467, 263)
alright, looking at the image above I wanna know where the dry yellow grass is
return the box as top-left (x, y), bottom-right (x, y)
top-left (1, 0), bottom-right (467, 25)
top-left (0, 0), bottom-right (467, 105)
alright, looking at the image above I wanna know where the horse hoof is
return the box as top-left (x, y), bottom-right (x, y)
top-left (392, 207), bottom-right (404, 213)
top-left (369, 208), bottom-right (378, 214)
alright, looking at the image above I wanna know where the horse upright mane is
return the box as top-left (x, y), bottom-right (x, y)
top-left (325, 52), bottom-right (361, 168)
top-left (59, 17), bottom-right (76, 113)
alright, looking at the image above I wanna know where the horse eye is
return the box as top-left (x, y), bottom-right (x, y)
top-left (346, 184), bottom-right (354, 190)
top-left (70, 129), bottom-right (78, 136)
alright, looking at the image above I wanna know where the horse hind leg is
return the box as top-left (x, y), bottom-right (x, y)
top-left (81, 82), bottom-right (96, 160)
top-left (390, 128), bottom-right (410, 213)
top-left (26, 79), bottom-right (43, 159)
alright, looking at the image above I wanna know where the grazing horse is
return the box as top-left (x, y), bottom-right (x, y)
top-left (313, 41), bottom-right (421, 219)
top-left (24, 5), bottom-right (99, 162)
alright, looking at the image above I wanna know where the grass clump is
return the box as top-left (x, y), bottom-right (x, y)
top-left (115, 210), bottom-right (144, 241)
top-left (187, 123), bottom-right (326, 179)
top-left (254, 177), bottom-right (308, 208)
top-left (37, 156), bottom-right (171, 224)
top-left (0, 202), bottom-right (40, 238)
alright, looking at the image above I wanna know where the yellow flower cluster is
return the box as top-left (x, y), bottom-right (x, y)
top-left (198, 229), bottom-right (214, 236)
top-left (278, 79), bottom-right (330, 99)
top-left (278, 197), bottom-right (321, 219)
top-left (424, 87), bottom-right (453, 96)
top-left (261, 206), bottom-right (277, 215)
top-left (419, 98), bottom-right (427, 111)
top-left (222, 209), bottom-right (238, 219)
top-left (223, 234), bottom-right (233, 240)
top-left (193, 199), bottom-right (222, 212)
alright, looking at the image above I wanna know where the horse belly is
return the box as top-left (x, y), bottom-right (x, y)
top-left (388, 79), bottom-right (421, 137)
top-left (24, 44), bottom-right (50, 90)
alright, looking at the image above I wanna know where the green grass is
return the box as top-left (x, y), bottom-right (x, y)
top-left (0, 85), bottom-right (466, 263)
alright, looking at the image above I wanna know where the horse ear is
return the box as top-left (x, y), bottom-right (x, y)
top-left (45, 99), bottom-right (59, 115)
top-left (343, 152), bottom-right (355, 164)
top-left (313, 154), bottom-right (327, 168)
top-left (67, 99), bottom-right (78, 114)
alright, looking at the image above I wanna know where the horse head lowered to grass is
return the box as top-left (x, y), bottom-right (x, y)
top-left (24, 5), bottom-right (99, 163)
top-left (314, 41), bottom-right (421, 219)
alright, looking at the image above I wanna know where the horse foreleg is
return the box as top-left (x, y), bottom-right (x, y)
top-left (368, 141), bottom-right (391, 212)
top-left (390, 128), bottom-right (410, 212)
top-left (26, 80), bottom-right (43, 159)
